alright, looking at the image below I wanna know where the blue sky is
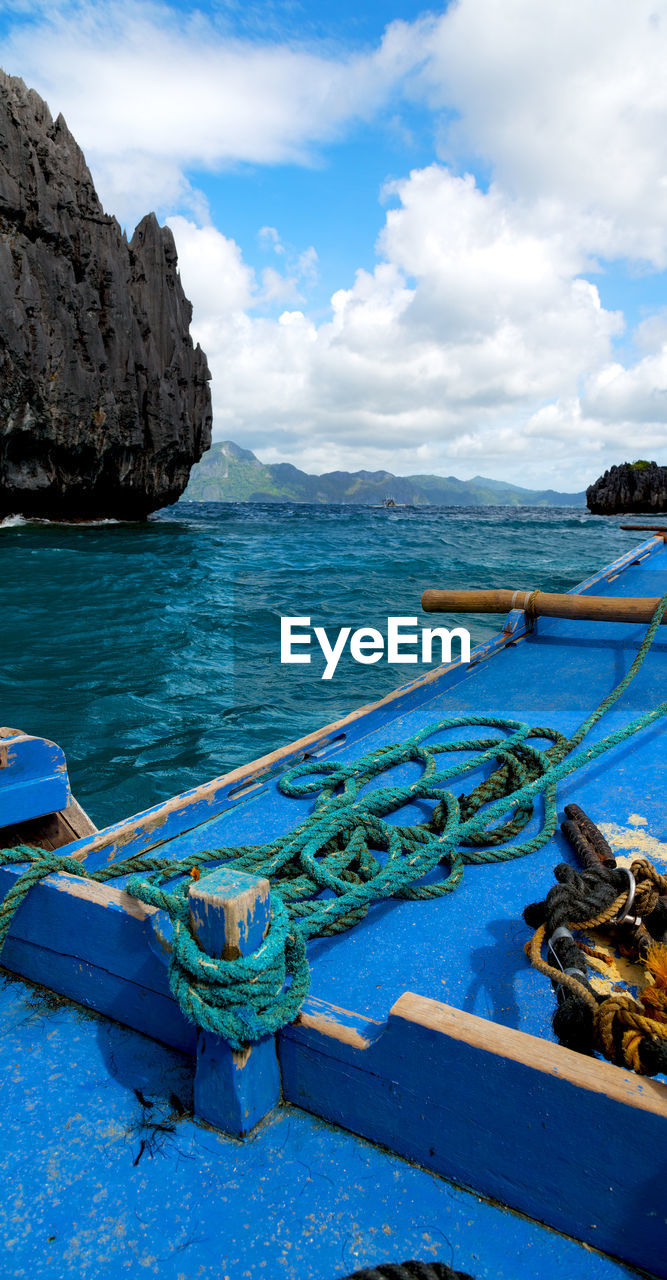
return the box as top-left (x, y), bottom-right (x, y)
top-left (2, 0), bottom-right (667, 487)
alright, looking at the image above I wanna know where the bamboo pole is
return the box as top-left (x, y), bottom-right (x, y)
top-left (421, 588), bottom-right (667, 623)
top-left (619, 524), bottom-right (667, 534)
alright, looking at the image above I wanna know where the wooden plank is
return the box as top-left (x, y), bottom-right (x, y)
top-left (1, 931), bottom-right (195, 1053)
top-left (0, 797), bottom-right (97, 854)
top-left (1, 842), bottom-right (666, 1271)
top-left (188, 866), bottom-right (281, 1136)
top-left (0, 731), bottom-right (71, 827)
top-left (0, 866), bottom-right (194, 1033)
top-left (279, 991), bottom-right (667, 1278)
top-left (619, 524), bottom-right (667, 535)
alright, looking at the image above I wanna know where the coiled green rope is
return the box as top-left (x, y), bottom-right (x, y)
top-left (2, 593), bottom-right (667, 1049)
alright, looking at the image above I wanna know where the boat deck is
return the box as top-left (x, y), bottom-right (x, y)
top-left (2, 534), bottom-right (666, 1278)
top-left (0, 969), bottom-right (646, 1280)
top-left (83, 536), bottom-right (667, 1045)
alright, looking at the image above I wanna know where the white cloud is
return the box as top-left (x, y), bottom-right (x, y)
top-left (420, 0), bottom-right (667, 268)
top-left (1, 0), bottom-right (434, 225)
top-left (166, 217), bottom-right (254, 314)
top-left (166, 216), bottom-right (318, 314)
top-left (583, 348), bottom-right (667, 425)
top-left (5, 0), bottom-right (667, 485)
top-left (170, 166), bottom-right (625, 486)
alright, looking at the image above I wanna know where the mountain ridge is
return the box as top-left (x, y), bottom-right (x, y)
top-left (184, 441), bottom-right (585, 507)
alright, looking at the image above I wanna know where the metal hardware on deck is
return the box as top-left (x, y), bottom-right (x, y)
top-left (548, 926), bottom-right (574, 971)
top-left (611, 869), bottom-right (636, 925)
top-left (549, 926), bottom-right (574, 948)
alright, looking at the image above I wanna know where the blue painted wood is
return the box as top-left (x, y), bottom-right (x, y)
top-left (0, 869), bottom-right (195, 1052)
top-left (57, 533), bottom-right (667, 1046)
top-left (190, 865), bottom-right (271, 957)
top-left (4, 538), bottom-right (667, 1056)
top-left (189, 867), bottom-right (281, 1136)
top-left (280, 993), bottom-right (667, 1279)
top-left (0, 730), bottom-right (70, 827)
top-left (1, 931), bottom-right (195, 1053)
top-left (1, 973), bottom-right (639, 1280)
top-left (3, 538), bottom-right (667, 1046)
top-left (1, 533), bottom-right (666, 1270)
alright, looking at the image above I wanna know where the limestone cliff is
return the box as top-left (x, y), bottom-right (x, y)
top-left (586, 462), bottom-right (667, 515)
top-left (0, 70), bottom-right (212, 520)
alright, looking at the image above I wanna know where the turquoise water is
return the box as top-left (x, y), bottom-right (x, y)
top-left (1, 501), bottom-right (635, 829)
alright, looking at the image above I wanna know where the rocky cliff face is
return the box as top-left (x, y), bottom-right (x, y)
top-left (0, 70), bottom-right (212, 520)
top-left (586, 462), bottom-right (667, 514)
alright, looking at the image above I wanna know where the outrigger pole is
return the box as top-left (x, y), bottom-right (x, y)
top-left (422, 587), bottom-right (667, 623)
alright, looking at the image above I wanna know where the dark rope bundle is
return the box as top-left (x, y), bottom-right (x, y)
top-left (524, 843), bottom-right (667, 1075)
top-left (340, 1262), bottom-right (474, 1280)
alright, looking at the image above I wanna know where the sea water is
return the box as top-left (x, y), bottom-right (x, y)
top-left (0, 501), bottom-right (635, 828)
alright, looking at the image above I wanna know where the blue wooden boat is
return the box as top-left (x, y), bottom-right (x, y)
top-left (1, 532), bottom-right (666, 1280)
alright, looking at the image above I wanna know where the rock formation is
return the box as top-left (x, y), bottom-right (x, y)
top-left (586, 461), bottom-right (667, 515)
top-left (0, 70), bottom-right (211, 520)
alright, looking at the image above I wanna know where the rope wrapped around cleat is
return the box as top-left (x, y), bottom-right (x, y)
top-left (3, 593), bottom-right (667, 1049)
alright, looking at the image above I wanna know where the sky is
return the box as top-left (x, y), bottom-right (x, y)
top-left (1, 1), bottom-right (667, 488)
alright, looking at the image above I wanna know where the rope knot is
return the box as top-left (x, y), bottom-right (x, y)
top-left (166, 898), bottom-right (309, 1051)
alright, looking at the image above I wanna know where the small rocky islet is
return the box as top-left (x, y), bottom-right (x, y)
top-left (0, 69), bottom-right (211, 521)
top-left (586, 461), bottom-right (667, 516)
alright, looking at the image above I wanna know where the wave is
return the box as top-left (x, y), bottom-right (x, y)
top-left (1, 514), bottom-right (121, 527)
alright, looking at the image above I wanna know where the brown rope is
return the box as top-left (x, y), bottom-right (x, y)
top-left (525, 859), bottom-right (667, 1073)
top-left (524, 588), bottom-right (541, 629)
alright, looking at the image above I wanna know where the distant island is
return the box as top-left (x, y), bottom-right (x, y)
top-left (184, 441), bottom-right (585, 507)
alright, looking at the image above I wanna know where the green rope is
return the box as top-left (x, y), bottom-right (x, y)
top-left (2, 593), bottom-right (667, 1050)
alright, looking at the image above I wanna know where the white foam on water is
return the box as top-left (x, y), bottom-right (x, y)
top-left (48, 517), bottom-right (121, 526)
top-left (2, 514), bottom-right (121, 527)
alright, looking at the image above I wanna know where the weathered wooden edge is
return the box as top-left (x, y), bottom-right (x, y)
top-left (59, 797), bottom-right (97, 840)
top-left (291, 989), bottom-right (667, 1118)
top-left (0, 797), bottom-right (98, 853)
top-left (4, 853), bottom-right (666, 1119)
top-left (281, 989), bottom-right (667, 1278)
top-left (389, 991), bottom-right (667, 1117)
top-left (0, 729), bottom-right (71, 826)
top-left (2, 849), bottom-right (666, 1274)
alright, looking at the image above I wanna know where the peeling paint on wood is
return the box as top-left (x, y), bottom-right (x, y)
top-left (597, 816), bottom-right (667, 864)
